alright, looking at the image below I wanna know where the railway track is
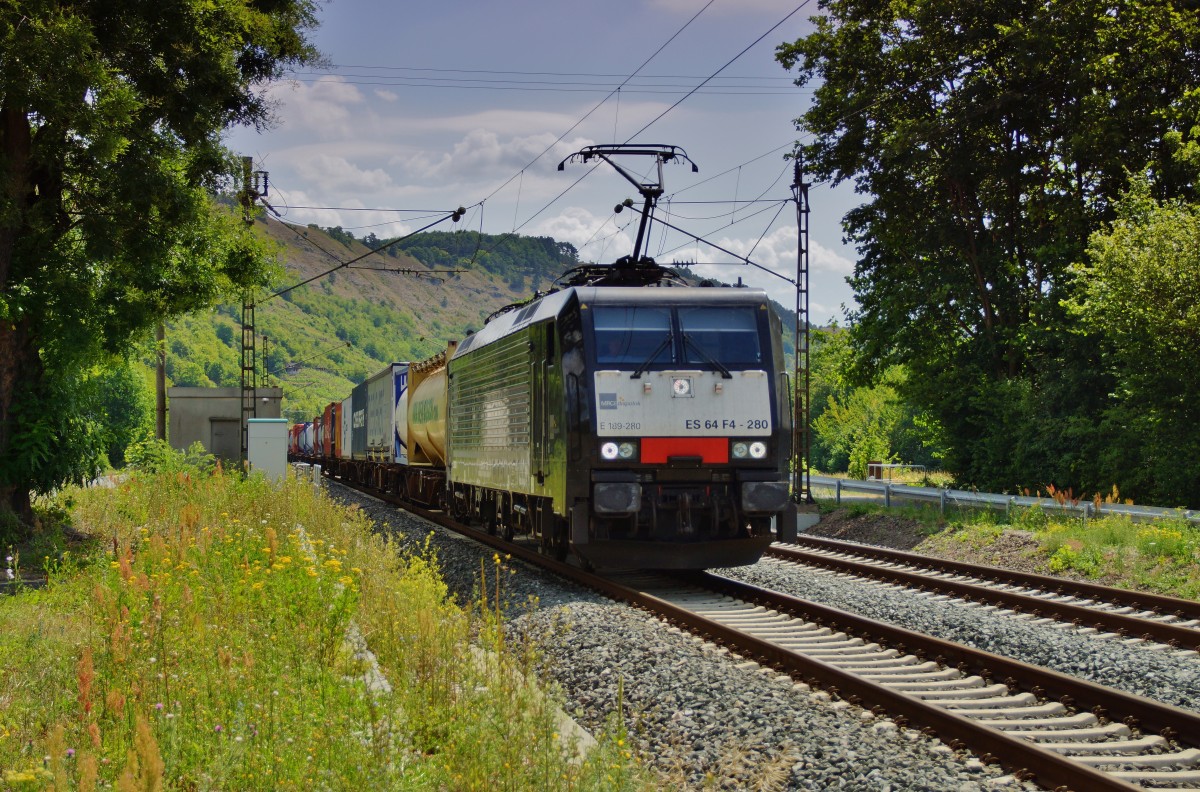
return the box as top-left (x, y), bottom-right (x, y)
top-left (767, 536), bottom-right (1200, 653)
top-left (331, 474), bottom-right (1200, 791)
top-left (649, 572), bottom-right (1200, 790)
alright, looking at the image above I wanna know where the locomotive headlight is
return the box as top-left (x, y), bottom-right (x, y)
top-left (618, 441), bottom-right (637, 460)
top-left (749, 441), bottom-right (768, 459)
top-left (731, 441), bottom-right (750, 459)
top-left (601, 442), bottom-right (620, 460)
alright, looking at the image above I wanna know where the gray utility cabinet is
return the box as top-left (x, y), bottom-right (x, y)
top-left (247, 418), bottom-right (289, 483)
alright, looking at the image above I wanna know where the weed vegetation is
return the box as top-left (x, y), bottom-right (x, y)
top-left (815, 474), bottom-right (1199, 599)
top-left (1, 449), bottom-right (649, 790)
top-left (919, 503), bottom-right (1199, 599)
top-left (1004, 507), bottom-right (1199, 599)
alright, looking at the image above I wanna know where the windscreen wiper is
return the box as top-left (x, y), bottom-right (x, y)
top-left (681, 333), bottom-right (732, 379)
top-left (630, 333), bottom-right (673, 379)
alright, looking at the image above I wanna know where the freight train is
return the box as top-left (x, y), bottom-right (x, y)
top-left (290, 273), bottom-right (798, 569)
top-left (290, 143), bottom-right (798, 569)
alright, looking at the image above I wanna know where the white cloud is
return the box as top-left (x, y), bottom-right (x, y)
top-left (294, 154), bottom-right (394, 192)
top-left (400, 129), bottom-right (596, 182)
top-left (532, 207), bottom-right (635, 262)
top-left (712, 226), bottom-right (851, 279)
top-left (652, 225), bottom-right (853, 313)
top-left (266, 78), bottom-right (365, 137)
top-left (373, 89), bottom-right (399, 102)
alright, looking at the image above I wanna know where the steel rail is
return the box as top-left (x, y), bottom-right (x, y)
top-left (324, 474), bottom-right (1194, 791)
top-left (781, 535), bottom-right (1200, 621)
top-left (766, 543), bottom-right (1200, 651)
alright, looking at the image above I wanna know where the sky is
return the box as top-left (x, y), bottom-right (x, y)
top-left (226, 0), bottom-right (862, 323)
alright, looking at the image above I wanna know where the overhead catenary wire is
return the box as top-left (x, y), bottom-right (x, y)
top-left (406, 3), bottom-right (719, 283)
top-left (622, 2), bottom-right (813, 144)
top-left (287, 79), bottom-right (798, 96)
top-left (267, 214), bottom-right (357, 266)
top-left (310, 64), bottom-right (800, 80)
top-left (475, 0), bottom-right (718, 209)
top-left (268, 340), bottom-right (352, 377)
top-left (262, 5), bottom-right (811, 282)
top-left (259, 203), bottom-right (471, 303)
top-left (262, 6), bottom-right (826, 304)
top-left (624, 203), bottom-right (797, 285)
top-left (653, 200), bottom-right (796, 270)
top-left (276, 2), bottom-right (1014, 256)
top-left (486, 2), bottom-right (813, 272)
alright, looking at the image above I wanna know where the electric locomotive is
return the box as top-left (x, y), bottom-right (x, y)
top-left (425, 271), bottom-right (795, 569)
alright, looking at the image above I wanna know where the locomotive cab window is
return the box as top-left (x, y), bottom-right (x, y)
top-left (594, 305), bottom-right (674, 366)
top-left (678, 306), bottom-right (763, 367)
top-left (592, 303), bottom-right (766, 371)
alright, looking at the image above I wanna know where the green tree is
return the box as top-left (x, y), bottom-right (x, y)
top-left (778, 0), bottom-right (1200, 492)
top-left (812, 363), bottom-right (941, 479)
top-left (0, 0), bottom-right (319, 536)
top-left (93, 358), bottom-right (155, 469)
top-left (1066, 177), bottom-right (1200, 505)
top-left (807, 327), bottom-right (854, 472)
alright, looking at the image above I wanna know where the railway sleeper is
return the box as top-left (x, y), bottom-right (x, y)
top-left (1111, 768), bottom-right (1200, 784)
top-left (703, 611), bottom-right (798, 624)
top-left (1081, 747), bottom-right (1200, 768)
top-left (1009, 722), bottom-right (1132, 742)
top-left (756, 634), bottom-right (866, 647)
top-left (823, 656), bottom-right (934, 670)
top-left (912, 684), bottom-right (1019, 702)
top-left (776, 643), bottom-right (881, 656)
top-left (1037, 735), bottom-right (1166, 755)
top-left (935, 694), bottom-right (1041, 711)
top-left (862, 667), bottom-right (963, 683)
top-left (731, 621), bottom-right (831, 634)
top-left (971, 706), bottom-right (1087, 726)
top-left (880, 674), bottom-right (987, 691)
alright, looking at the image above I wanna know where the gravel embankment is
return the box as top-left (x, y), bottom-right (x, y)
top-left (328, 482), bottom-right (1033, 791)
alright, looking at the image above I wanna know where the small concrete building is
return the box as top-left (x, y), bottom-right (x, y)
top-left (168, 387), bottom-right (283, 462)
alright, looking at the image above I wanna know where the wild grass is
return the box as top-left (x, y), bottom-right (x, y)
top-left (0, 458), bottom-right (650, 790)
top-left (1032, 515), bottom-right (1200, 597)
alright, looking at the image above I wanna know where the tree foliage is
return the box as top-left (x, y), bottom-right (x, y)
top-left (779, 0), bottom-right (1200, 502)
top-left (1065, 177), bottom-right (1200, 504)
top-left (0, 0), bottom-right (320, 534)
top-left (809, 328), bottom-right (943, 477)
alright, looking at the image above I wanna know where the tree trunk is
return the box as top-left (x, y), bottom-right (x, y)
top-left (0, 103), bottom-right (37, 536)
top-left (0, 316), bottom-right (37, 535)
top-left (156, 324), bottom-right (167, 441)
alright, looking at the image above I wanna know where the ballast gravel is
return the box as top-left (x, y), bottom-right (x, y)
top-left (326, 481), bottom-right (1034, 791)
top-left (718, 557), bottom-right (1200, 714)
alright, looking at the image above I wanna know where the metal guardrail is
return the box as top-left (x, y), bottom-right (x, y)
top-left (809, 474), bottom-right (1200, 526)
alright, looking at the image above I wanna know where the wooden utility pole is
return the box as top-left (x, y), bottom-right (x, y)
top-left (156, 324), bottom-right (166, 441)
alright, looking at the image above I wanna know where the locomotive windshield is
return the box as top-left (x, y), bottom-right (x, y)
top-left (594, 305), bottom-right (673, 366)
top-left (592, 304), bottom-right (764, 369)
top-left (678, 306), bottom-right (762, 367)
